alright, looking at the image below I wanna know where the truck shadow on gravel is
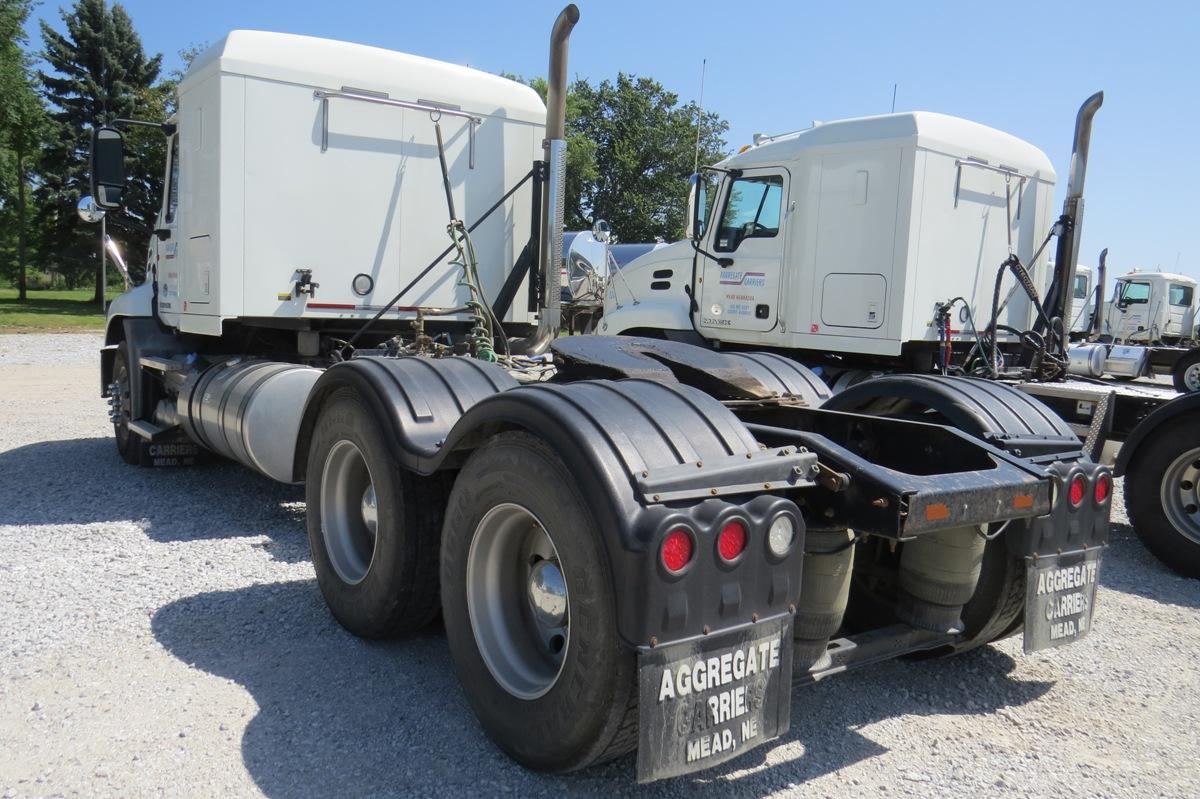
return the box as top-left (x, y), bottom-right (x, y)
top-left (0, 437), bottom-right (306, 561)
top-left (1099, 520), bottom-right (1200, 609)
top-left (153, 581), bottom-right (1057, 798)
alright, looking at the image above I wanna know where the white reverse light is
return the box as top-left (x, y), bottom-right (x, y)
top-left (767, 515), bottom-right (795, 557)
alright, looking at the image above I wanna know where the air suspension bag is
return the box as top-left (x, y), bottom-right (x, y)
top-left (794, 527), bottom-right (855, 671)
top-left (895, 526), bottom-right (986, 634)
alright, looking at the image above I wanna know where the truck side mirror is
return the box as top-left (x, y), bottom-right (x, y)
top-left (76, 195), bottom-right (105, 224)
top-left (689, 173), bottom-right (708, 241)
top-left (90, 126), bottom-right (126, 210)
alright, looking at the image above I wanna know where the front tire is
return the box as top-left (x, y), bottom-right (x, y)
top-left (1124, 417), bottom-right (1200, 577)
top-left (111, 342), bottom-right (147, 466)
top-left (440, 431), bottom-right (637, 772)
top-left (305, 388), bottom-right (450, 637)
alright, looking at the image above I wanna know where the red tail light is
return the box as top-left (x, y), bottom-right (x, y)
top-left (1094, 473), bottom-right (1112, 504)
top-left (661, 529), bottom-right (693, 574)
top-left (717, 521), bottom-right (747, 562)
top-left (1069, 474), bottom-right (1087, 508)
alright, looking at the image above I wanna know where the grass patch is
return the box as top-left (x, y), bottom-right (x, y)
top-left (0, 287), bottom-right (120, 332)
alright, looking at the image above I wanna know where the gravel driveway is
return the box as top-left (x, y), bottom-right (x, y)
top-left (1, 333), bottom-right (1198, 798)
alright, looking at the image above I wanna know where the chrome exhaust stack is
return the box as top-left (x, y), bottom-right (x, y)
top-left (1049, 92), bottom-right (1104, 333)
top-left (512, 4), bottom-right (578, 354)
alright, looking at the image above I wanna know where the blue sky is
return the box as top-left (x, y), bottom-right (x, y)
top-left (27, 0), bottom-right (1200, 286)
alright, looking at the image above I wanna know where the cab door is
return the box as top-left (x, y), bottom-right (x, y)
top-left (697, 169), bottom-right (788, 333)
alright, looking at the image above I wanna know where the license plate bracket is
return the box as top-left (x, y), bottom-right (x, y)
top-left (1023, 546), bottom-right (1103, 654)
top-left (636, 616), bottom-right (792, 782)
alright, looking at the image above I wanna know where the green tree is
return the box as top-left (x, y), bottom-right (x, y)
top-left (510, 72), bottom-right (727, 242)
top-left (0, 0), bottom-right (47, 301)
top-left (37, 0), bottom-right (165, 302)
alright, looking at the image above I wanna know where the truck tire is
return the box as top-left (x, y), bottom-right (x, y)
top-left (305, 387), bottom-right (450, 637)
top-left (1124, 416), bottom-right (1200, 577)
top-left (440, 431), bottom-right (638, 772)
top-left (111, 342), bottom-right (148, 466)
top-left (1172, 349), bottom-right (1200, 393)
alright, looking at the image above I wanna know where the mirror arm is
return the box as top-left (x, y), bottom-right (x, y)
top-left (105, 211), bottom-right (154, 237)
top-left (111, 118), bottom-right (176, 136)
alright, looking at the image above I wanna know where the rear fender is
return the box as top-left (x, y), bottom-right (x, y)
top-left (824, 373), bottom-right (1082, 461)
top-left (438, 379), bottom-right (809, 649)
top-left (291, 355), bottom-right (519, 482)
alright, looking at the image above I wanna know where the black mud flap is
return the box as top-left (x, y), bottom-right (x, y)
top-left (1023, 546), bottom-right (1103, 654)
top-left (137, 430), bottom-right (205, 467)
top-left (636, 615), bottom-right (792, 782)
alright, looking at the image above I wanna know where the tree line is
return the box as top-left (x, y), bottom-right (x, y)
top-left (0, 0), bottom-right (728, 303)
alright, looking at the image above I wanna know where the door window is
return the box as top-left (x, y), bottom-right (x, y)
top-left (1118, 280), bottom-right (1150, 305)
top-left (1169, 283), bottom-right (1193, 307)
top-left (714, 175), bottom-right (783, 252)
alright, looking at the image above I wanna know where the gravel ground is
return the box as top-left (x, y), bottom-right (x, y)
top-left (1, 332), bottom-right (1198, 798)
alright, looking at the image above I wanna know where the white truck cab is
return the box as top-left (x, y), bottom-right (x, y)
top-left (601, 111), bottom-right (1058, 366)
top-left (120, 30), bottom-right (547, 340)
top-left (1104, 270), bottom-right (1196, 343)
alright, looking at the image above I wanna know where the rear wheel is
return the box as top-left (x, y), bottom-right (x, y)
top-left (305, 388), bottom-right (450, 637)
top-left (1125, 417), bottom-right (1200, 577)
top-left (440, 431), bottom-right (637, 772)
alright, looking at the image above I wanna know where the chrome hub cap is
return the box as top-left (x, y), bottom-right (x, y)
top-left (1185, 363), bottom-right (1200, 392)
top-left (466, 503), bottom-right (569, 699)
top-left (361, 485), bottom-right (378, 538)
top-left (528, 560), bottom-right (568, 628)
top-left (320, 440), bottom-right (377, 584)
top-left (1161, 447), bottom-right (1200, 546)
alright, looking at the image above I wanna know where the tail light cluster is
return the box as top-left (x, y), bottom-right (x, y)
top-left (659, 514), bottom-right (796, 575)
top-left (1066, 471), bottom-right (1112, 510)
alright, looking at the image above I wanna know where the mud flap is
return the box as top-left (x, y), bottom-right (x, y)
top-left (1023, 546), bottom-right (1103, 653)
top-left (636, 615), bottom-right (792, 782)
top-left (137, 429), bottom-right (205, 467)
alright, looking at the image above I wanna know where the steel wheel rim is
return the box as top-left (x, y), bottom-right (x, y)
top-left (112, 362), bottom-right (131, 445)
top-left (320, 440), bottom-right (378, 585)
top-left (1185, 362), bottom-right (1200, 392)
top-left (1160, 447), bottom-right (1200, 546)
top-left (466, 503), bottom-right (569, 700)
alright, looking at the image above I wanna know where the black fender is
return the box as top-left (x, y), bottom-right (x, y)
top-left (292, 355), bottom-right (519, 481)
top-left (722, 351), bottom-right (830, 406)
top-left (823, 373), bottom-right (1080, 459)
top-left (437, 378), bottom-right (807, 649)
top-left (822, 373), bottom-right (1107, 559)
top-left (552, 335), bottom-right (829, 405)
top-left (1113, 391), bottom-right (1200, 477)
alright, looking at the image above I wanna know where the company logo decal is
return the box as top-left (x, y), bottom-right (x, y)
top-left (719, 271), bottom-right (766, 288)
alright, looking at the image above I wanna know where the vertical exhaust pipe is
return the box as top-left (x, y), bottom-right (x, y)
top-left (512, 4), bottom-right (578, 354)
top-left (1092, 247), bottom-right (1108, 338)
top-left (1047, 92), bottom-right (1103, 337)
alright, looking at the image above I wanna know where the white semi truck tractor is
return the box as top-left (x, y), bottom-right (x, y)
top-left (600, 93), bottom-right (1200, 579)
top-left (83, 7), bottom-right (1112, 781)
